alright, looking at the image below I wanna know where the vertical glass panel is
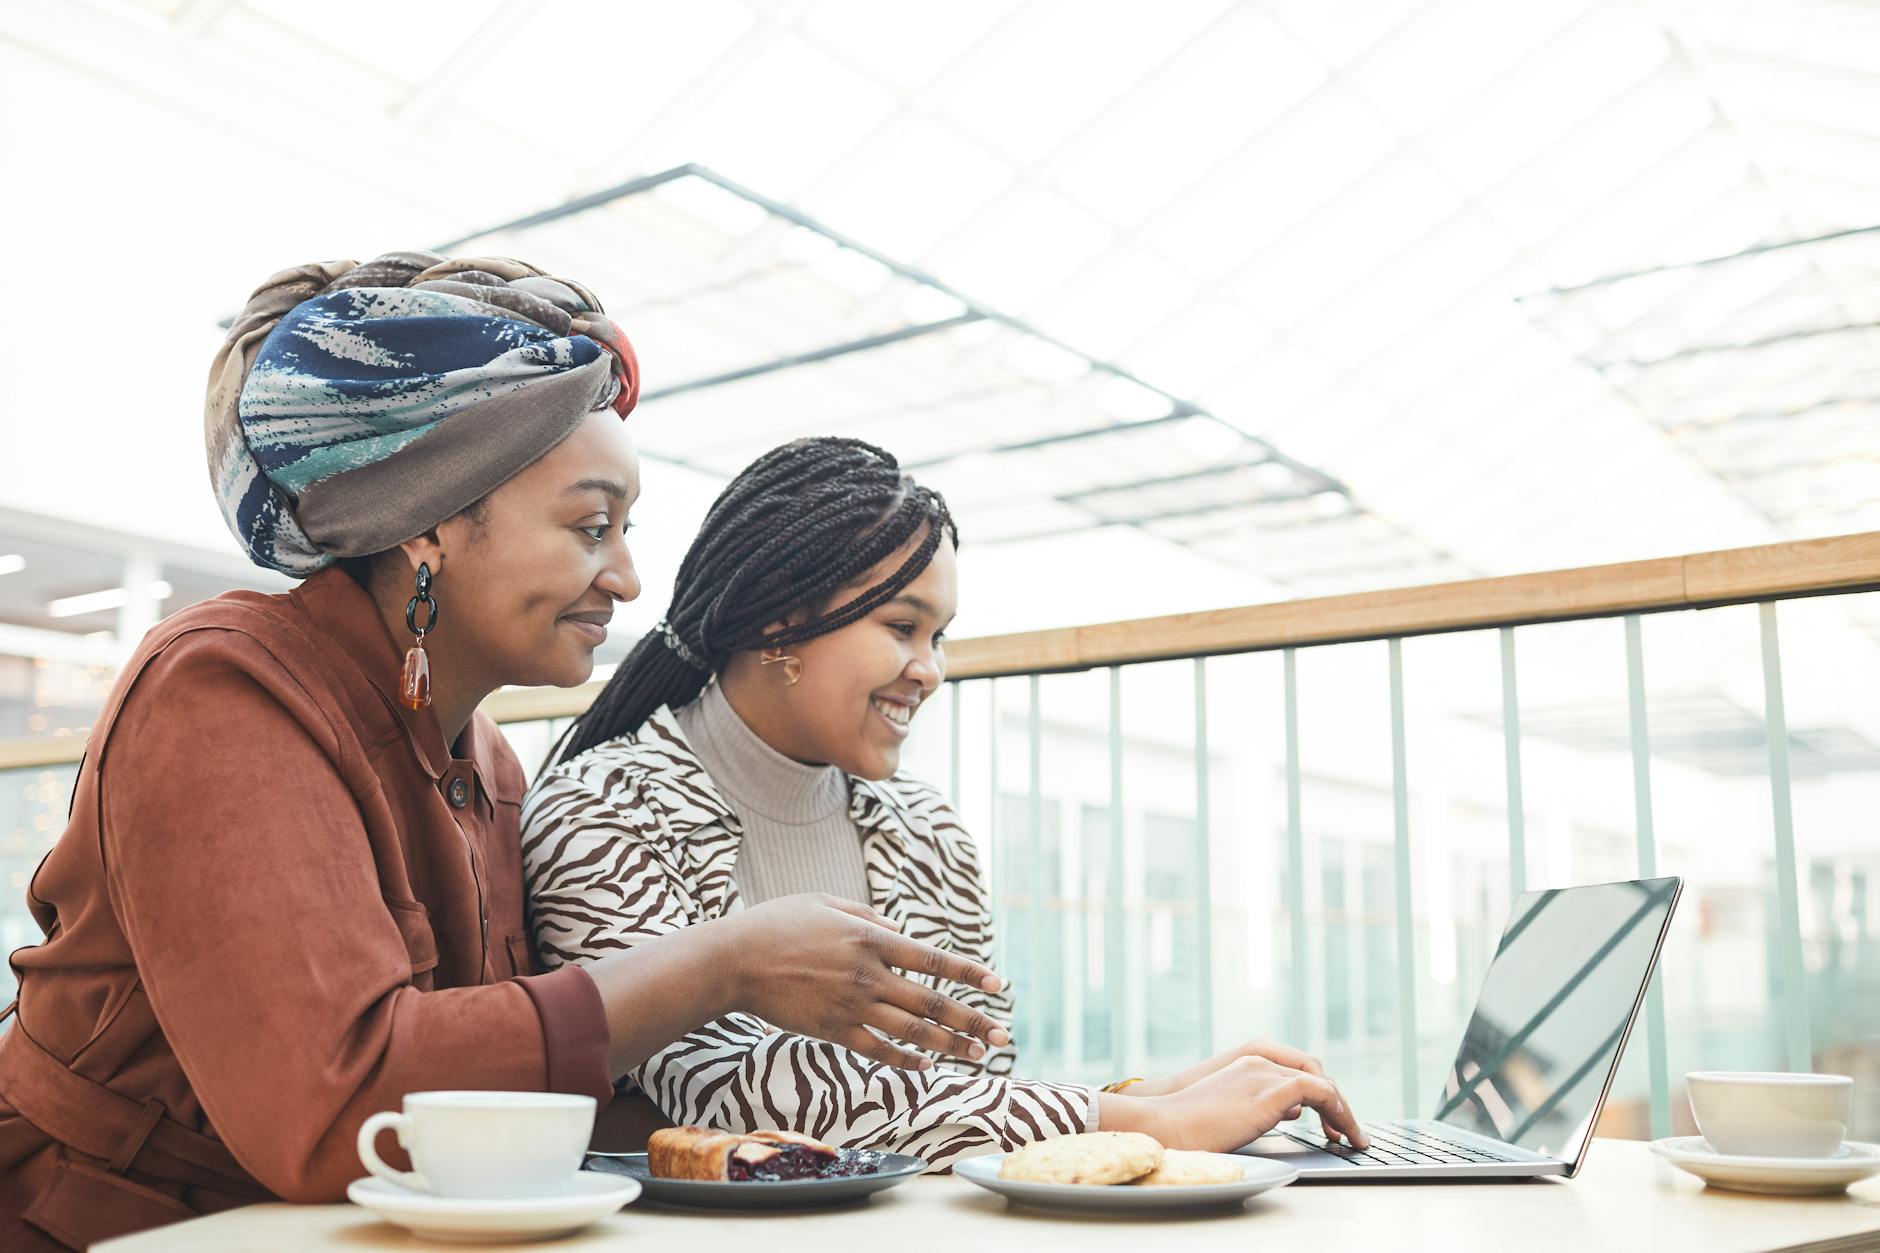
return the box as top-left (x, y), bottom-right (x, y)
top-left (945, 678), bottom-right (1002, 961)
top-left (1397, 629), bottom-right (1515, 1117)
top-left (1498, 615), bottom-right (1667, 1138)
top-left (1292, 639), bottom-right (1401, 1118)
top-left (1119, 658), bottom-right (1203, 1080)
top-left (992, 676), bottom-right (1046, 1071)
top-left (1028, 668), bottom-right (1115, 1087)
top-left (1623, 602), bottom-right (1797, 1139)
top-left (1, 762), bottom-right (78, 1005)
top-left (1191, 650), bottom-right (1290, 1072)
top-left (1746, 590), bottom-right (1880, 1142)
top-left (0, 655), bottom-right (112, 741)
top-left (897, 671), bottom-right (955, 789)
top-left (999, 787), bottom-right (1061, 1064)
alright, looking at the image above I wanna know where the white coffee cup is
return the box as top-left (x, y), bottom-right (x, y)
top-left (357, 1091), bottom-right (597, 1198)
top-left (1685, 1071), bottom-right (1853, 1158)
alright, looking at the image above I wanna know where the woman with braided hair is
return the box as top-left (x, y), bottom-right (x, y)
top-left (523, 437), bottom-right (1369, 1169)
top-left (0, 259), bottom-right (1006, 1250)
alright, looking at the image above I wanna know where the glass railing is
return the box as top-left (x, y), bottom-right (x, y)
top-left (4, 533), bottom-right (1878, 1145)
top-left (0, 757), bottom-right (80, 1005)
top-left (870, 535), bottom-right (1880, 1143)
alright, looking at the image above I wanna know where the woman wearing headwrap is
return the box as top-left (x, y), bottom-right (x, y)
top-left (0, 253), bottom-right (1007, 1251)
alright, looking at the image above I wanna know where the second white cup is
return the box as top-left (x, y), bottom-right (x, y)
top-left (1686, 1071), bottom-right (1853, 1159)
top-left (357, 1091), bottom-right (597, 1198)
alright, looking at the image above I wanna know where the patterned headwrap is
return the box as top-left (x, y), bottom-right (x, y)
top-left (205, 250), bottom-right (641, 575)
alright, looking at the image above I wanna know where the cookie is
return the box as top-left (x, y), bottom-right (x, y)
top-left (997, 1131), bottom-right (1164, 1185)
top-left (1133, 1150), bottom-right (1247, 1186)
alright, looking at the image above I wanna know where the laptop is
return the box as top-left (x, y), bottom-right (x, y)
top-left (1239, 874), bottom-right (1682, 1180)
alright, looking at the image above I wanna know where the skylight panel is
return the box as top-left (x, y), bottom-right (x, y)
top-left (1296, 218), bottom-right (1519, 371)
top-left (438, 3), bottom-right (741, 163)
top-left (1477, 74), bottom-right (1712, 250)
top-left (927, 189), bottom-right (1115, 312)
top-left (1048, 10), bottom-right (1324, 225)
top-left (1270, 0), bottom-right (1424, 68)
top-left (207, 5), bottom-right (407, 112)
top-left (1781, 1), bottom-right (1880, 73)
top-left (1421, 14), bottom-right (1672, 195)
top-left (243, 0), bottom-right (500, 85)
top-left (1416, 332), bottom-right (1584, 432)
top-left (939, 0), bottom-right (1234, 163)
top-left (649, 174), bottom-right (773, 240)
top-left (1142, 90), bottom-right (1396, 276)
top-left (1200, 345), bottom-right (1341, 434)
top-left (1112, 298), bottom-right (1271, 396)
top-left (801, 0), bottom-right (1019, 91)
top-left (1094, 375), bottom-right (1182, 422)
top-left (1234, 158), bottom-right (1463, 324)
top-left (1359, 298), bottom-right (1535, 404)
top-left (950, 499), bottom-right (1096, 543)
top-left (1712, 51), bottom-right (1880, 136)
top-left (802, 119), bottom-right (1015, 260)
top-left (1529, 134), bottom-right (1754, 289)
top-left (1024, 247), bottom-right (1200, 358)
top-left (1351, 0), bottom-right (1588, 136)
top-left (659, 36), bottom-right (900, 198)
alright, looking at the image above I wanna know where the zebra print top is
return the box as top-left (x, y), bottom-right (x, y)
top-left (520, 705), bottom-right (1096, 1167)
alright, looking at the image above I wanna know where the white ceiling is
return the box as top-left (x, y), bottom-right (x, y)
top-left (2, 0), bottom-right (1877, 644)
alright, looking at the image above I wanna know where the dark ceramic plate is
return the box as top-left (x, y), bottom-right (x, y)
top-left (584, 1151), bottom-right (928, 1210)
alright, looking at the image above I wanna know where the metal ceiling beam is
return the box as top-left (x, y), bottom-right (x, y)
top-left (641, 313), bottom-right (985, 402)
top-left (902, 409), bottom-right (1196, 472)
top-left (1058, 458), bottom-right (1284, 503)
top-left (1594, 318), bottom-right (1880, 370)
top-left (1523, 223), bottom-right (1880, 299)
top-left (439, 163), bottom-right (1347, 501)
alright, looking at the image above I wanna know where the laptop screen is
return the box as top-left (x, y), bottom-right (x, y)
top-left (1430, 876), bottom-right (1681, 1162)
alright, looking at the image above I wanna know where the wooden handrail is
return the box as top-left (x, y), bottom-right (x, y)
top-left (942, 529), bottom-right (1880, 680)
top-left (5, 530), bottom-right (1878, 773)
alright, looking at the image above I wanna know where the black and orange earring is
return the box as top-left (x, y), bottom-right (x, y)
top-left (760, 646), bottom-right (803, 686)
top-left (402, 562), bottom-right (438, 710)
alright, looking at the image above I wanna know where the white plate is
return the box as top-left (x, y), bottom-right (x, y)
top-left (1649, 1137), bottom-right (1880, 1196)
top-left (953, 1151), bottom-right (1298, 1212)
top-left (586, 1150), bottom-right (927, 1209)
top-left (346, 1170), bottom-right (640, 1243)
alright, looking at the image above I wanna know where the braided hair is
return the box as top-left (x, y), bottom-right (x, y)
top-left (553, 436), bottom-right (956, 766)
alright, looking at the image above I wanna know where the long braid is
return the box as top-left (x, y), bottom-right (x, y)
top-left (553, 437), bottom-right (956, 766)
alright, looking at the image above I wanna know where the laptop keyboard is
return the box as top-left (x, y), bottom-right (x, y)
top-left (1284, 1122), bottom-right (1520, 1167)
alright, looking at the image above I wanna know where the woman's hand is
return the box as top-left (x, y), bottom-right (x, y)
top-left (719, 893), bottom-right (1011, 1071)
top-left (1100, 1055), bottom-right (1368, 1152)
top-left (1125, 1037), bottom-right (1327, 1099)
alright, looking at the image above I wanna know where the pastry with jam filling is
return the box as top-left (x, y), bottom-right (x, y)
top-left (649, 1127), bottom-right (887, 1181)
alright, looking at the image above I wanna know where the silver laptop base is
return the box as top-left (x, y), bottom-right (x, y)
top-left (1239, 1120), bottom-right (1568, 1181)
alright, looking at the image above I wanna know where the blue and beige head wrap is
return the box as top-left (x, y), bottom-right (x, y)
top-left (205, 250), bottom-right (641, 575)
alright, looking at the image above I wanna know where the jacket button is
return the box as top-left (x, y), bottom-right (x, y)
top-left (448, 777), bottom-right (470, 808)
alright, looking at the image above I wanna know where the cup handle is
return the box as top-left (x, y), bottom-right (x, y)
top-left (357, 1110), bottom-right (427, 1193)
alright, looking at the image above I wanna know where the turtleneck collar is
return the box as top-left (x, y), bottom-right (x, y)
top-left (677, 681), bottom-right (849, 825)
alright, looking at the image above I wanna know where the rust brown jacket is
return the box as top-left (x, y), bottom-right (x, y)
top-left (0, 569), bottom-right (612, 1250)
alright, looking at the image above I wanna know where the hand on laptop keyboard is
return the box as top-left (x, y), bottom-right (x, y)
top-left (1295, 1123), bottom-right (1515, 1166)
top-left (1124, 1038), bottom-right (1337, 1100)
top-left (1099, 1053), bottom-right (1370, 1151)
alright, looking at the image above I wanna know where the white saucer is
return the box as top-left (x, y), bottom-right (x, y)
top-left (346, 1170), bottom-right (640, 1243)
top-left (953, 1151), bottom-right (1298, 1212)
top-left (1649, 1136), bottom-right (1880, 1195)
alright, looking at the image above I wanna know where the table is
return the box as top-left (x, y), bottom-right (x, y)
top-left (96, 1140), bottom-right (1880, 1253)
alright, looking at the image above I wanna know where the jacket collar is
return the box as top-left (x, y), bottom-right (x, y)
top-left (291, 567), bottom-right (453, 780)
